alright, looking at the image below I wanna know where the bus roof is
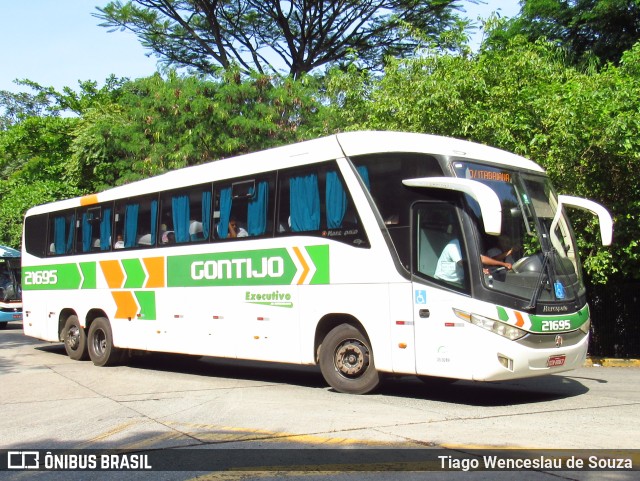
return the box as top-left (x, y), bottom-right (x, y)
top-left (336, 131), bottom-right (544, 173)
top-left (25, 131), bottom-right (544, 216)
top-left (0, 245), bottom-right (20, 258)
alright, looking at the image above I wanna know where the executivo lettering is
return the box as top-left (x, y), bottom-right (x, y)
top-left (245, 290), bottom-right (293, 308)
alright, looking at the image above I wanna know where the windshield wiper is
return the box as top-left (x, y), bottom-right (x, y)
top-left (523, 250), bottom-right (552, 311)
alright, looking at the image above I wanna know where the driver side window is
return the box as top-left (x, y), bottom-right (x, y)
top-left (414, 203), bottom-right (468, 291)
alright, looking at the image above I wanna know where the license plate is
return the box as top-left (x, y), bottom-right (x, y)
top-left (547, 355), bottom-right (566, 367)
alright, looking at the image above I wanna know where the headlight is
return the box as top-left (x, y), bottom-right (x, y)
top-left (453, 309), bottom-right (527, 340)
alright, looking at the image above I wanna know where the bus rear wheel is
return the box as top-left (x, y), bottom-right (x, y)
top-left (319, 324), bottom-right (380, 394)
top-left (87, 317), bottom-right (122, 367)
top-left (63, 315), bottom-right (88, 361)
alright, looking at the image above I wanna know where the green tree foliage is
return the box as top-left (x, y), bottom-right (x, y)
top-left (485, 0), bottom-right (640, 66)
top-left (0, 82), bottom-right (56, 130)
top-left (0, 72), bottom-right (322, 248)
top-left (0, 77), bottom-right (128, 130)
top-left (68, 71), bottom-right (323, 191)
top-left (0, 116), bottom-right (83, 246)
top-left (324, 37), bottom-right (640, 282)
top-left (95, 0), bottom-right (477, 78)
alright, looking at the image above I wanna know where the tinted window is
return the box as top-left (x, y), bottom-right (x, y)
top-left (214, 175), bottom-right (275, 240)
top-left (113, 196), bottom-right (158, 249)
top-left (277, 163), bottom-right (369, 248)
top-left (160, 185), bottom-right (212, 245)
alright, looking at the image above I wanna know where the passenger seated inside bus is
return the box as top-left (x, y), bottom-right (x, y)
top-left (434, 238), bottom-right (465, 286)
top-left (137, 233), bottom-right (153, 246)
top-left (227, 218), bottom-right (248, 238)
top-left (189, 220), bottom-right (204, 241)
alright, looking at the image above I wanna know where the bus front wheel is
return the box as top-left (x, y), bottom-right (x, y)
top-left (87, 317), bottom-right (122, 367)
top-left (319, 324), bottom-right (380, 395)
top-left (63, 315), bottom-right (88, 361)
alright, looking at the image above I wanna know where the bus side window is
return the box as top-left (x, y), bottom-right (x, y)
top-left (160, 185), bottom-right (213, 245)
top-left (114, 196), bottom-right (158, 249)
top-left (214, 176), bottom-right (273, 240)
top-left (24, 214), bottom-right (48, 258)
top-left (277, 163), bottom-right (369, 247)
top-left (48, 211), bottom-right (75, 256)
top-left (76, 206), bottom-right (111, 253)
top-left (414, 203), bottom-right (469, 292)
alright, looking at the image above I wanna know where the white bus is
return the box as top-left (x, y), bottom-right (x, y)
top-left (21, 131), bottom-right (612, 394)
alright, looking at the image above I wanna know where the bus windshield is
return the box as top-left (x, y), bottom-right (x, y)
top-left (0, 246), bottom-right (22, 316)
top-left (453, 162), bottom-right (583, 306)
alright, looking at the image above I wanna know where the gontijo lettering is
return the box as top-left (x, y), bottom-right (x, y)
top-left (168, 245), bottom-right (329, 287)
top-left (191, 256), bottom-right (284, 280)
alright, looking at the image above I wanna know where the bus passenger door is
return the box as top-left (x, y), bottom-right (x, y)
top-left (412, 202), bottom-right (470, 378)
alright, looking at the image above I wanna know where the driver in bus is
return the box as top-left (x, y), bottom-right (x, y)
top-left (482, 235), bottom-right (516, 279)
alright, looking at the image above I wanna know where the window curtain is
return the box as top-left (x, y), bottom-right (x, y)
top-left (65, 215), bottom-right (75, 254)
top-left (357, 166), bottom-right (371, 191)
top-left (326, 171), bottom-right (347, 229)
top-left (150, 199), bottom-right (158, 245)
top-left (218, 187), bottom-right (232, 239)
top-left (82, 212), bottom-right (93, 252)
top-left (201, 190), bottom-right (212, 239)
top-left (172, 194), bottom-right (190, 243)
top-left (100, 208), bottom-right (112, 251)
top-left (247, 181), bottom-right (268, 236)
top-left (53, 216), bottom-right (66, 254)
top-left (124, 203), bottom-right (139, 248)
top-left (290, 174), bottom-right (320, 232)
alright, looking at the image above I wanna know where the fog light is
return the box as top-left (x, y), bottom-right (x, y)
top-left (498, 355), bottom-right (514, 371)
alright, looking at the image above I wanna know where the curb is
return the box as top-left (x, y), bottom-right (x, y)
top-left (584, 357), bottom-right (640, 368)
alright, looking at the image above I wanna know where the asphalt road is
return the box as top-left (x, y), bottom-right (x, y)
top-left (0, 321), bottom-right (638, 480)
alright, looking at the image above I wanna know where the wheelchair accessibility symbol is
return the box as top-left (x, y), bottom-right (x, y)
top-left (415, 290), bottom-right (427, 305)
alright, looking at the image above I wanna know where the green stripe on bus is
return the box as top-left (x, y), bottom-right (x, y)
top-left (528, 304), bottom-right (590, 332)
top-left (306, 245), bottom-right (330, 284)
top-left (80, 262), bottom-right (96, 289)
top-left (135, 291), bottom-right (157, 320)
top-left (122, 258), bottom-right (146, 289)
top-left (166, 246), bottom-right (330, 287)
top-left (23, 263), bottom-right (83, 290)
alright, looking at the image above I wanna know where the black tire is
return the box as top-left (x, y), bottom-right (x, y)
top-left (0, 322), bottom-right (8, 330)
top-left (62, 315), bottom-right (88, 361)
top-left (87, 317), bottom-right (121, 367)
top-left (319, 324), bottom-right (380, 394)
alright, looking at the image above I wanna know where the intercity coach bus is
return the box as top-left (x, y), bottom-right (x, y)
top-left (21, 131), bottom-right (612, 394)
top-left (0, 245), bottom-right (22, 328)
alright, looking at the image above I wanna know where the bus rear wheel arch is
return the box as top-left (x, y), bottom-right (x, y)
top-left (319, 323), bottom-right (380, 395)
top-left (62, 314), bottom-right (88, 361)
top-left (87, 317), bottom-right (123, 367)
